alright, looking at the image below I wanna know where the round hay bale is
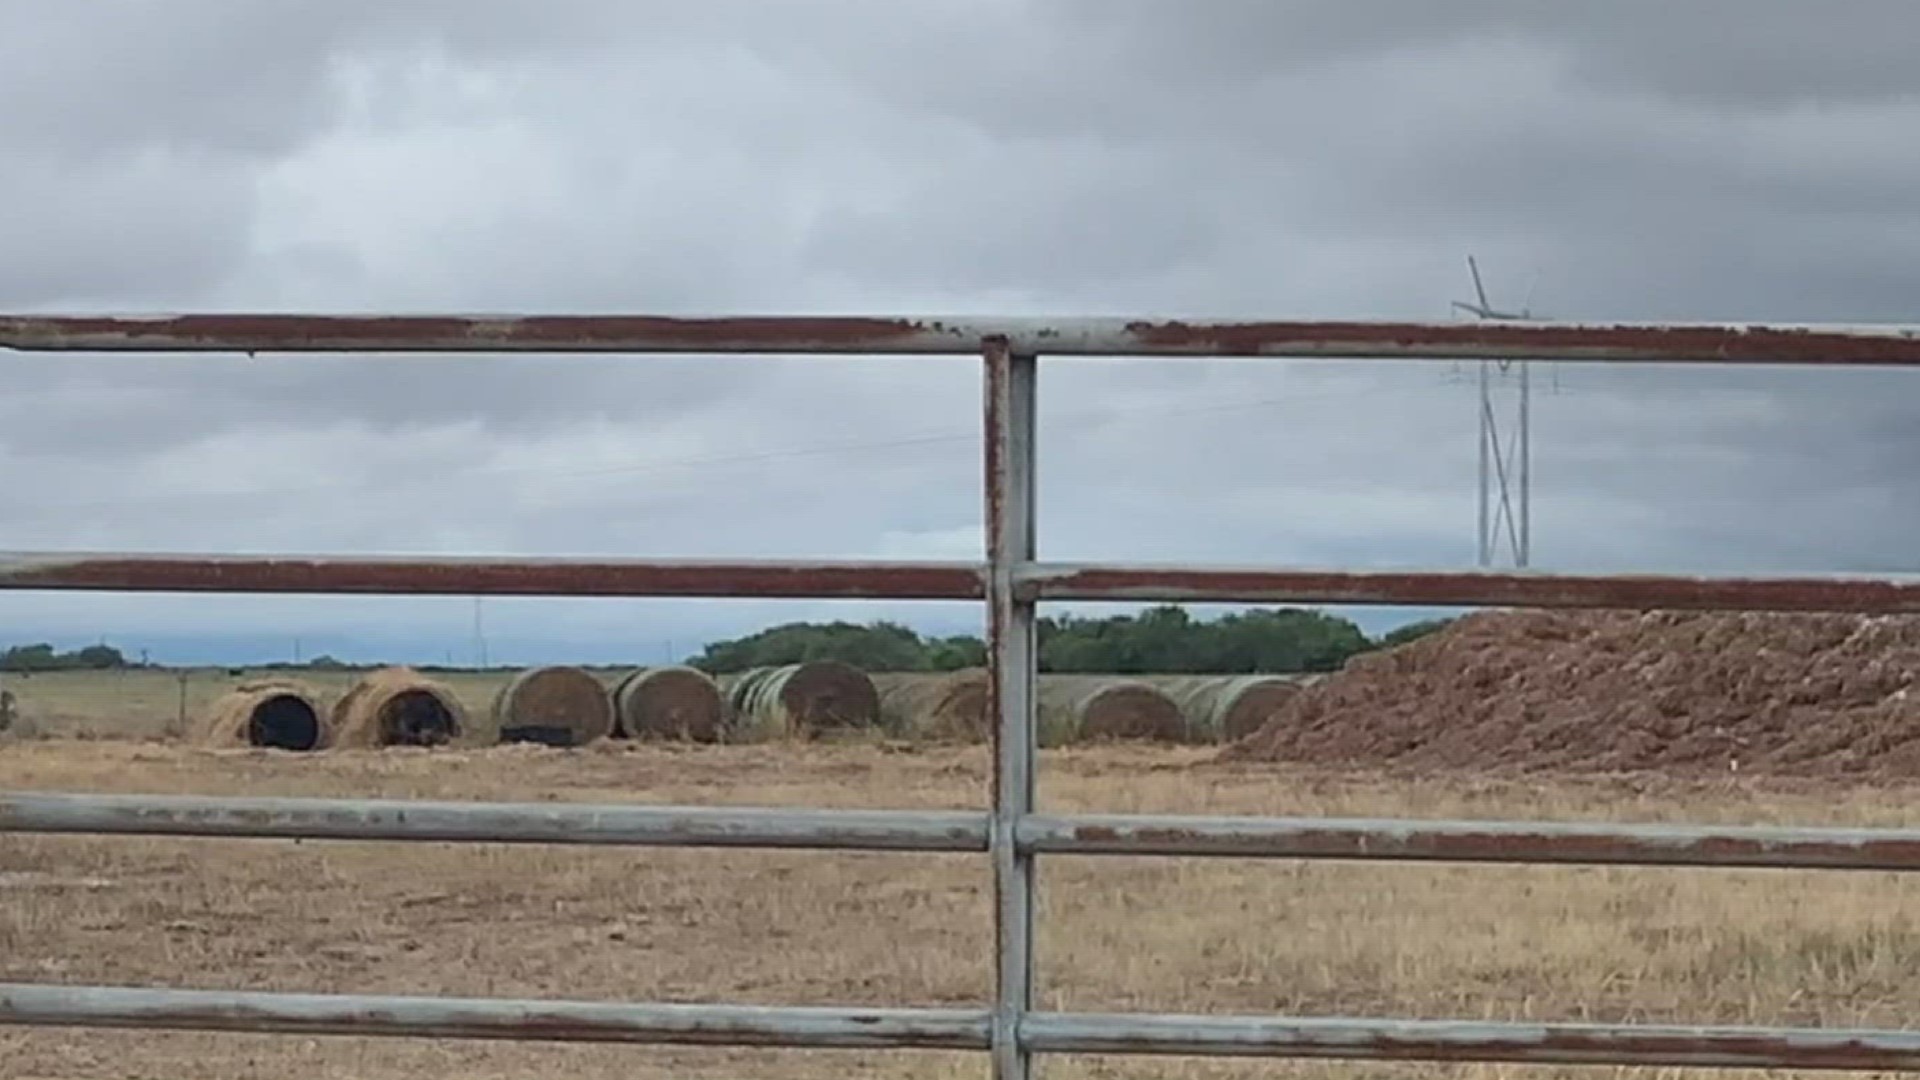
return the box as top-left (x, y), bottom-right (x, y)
top-left (731, 661), bottom-right (880, 737)
top-left (1040, 675), bottom-right (1187, 744)
top-left (1155, 674), bottom-right (1304, 743)
top-left (0, 688), bottom-right (35, 742)
top-left (873, 669), bottom-right (990, 741)
top-left (490, 666), bottom-right (614, 747)
top-left (199, 680), bottom-right (328, 751)
top-left (612, 666), bottom-right (725, 742)
top-left (331, 666), bottom-right (467, 749)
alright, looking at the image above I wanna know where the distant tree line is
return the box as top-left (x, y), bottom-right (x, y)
top-left (0, 609), bottom-right (1461, 677)
top-left (687, 606), bottom-right (1458, 675)
top-left (0, 642), bottom-right (133, 672)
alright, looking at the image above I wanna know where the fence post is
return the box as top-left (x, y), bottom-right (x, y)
top-left (984, 338), bottom-right (1039, 1080)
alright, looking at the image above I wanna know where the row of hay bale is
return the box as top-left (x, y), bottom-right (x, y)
top-left (873, 670), bottom-right (1315, 745)
top-left (200, 668), bottom-right (471, 752)
top-left (199, 665), bottom-right (715, 751)
top-left (196, 661), bottom-right (1313, 751)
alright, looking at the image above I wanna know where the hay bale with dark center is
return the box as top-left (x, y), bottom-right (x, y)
top-left (199, 679), bottom-right (328, 751)
top-left (331, 666), bottom-right (467, 749)
top-left (490, 665), bottom-right (614, 747)
top-left (612, 666), bottom-right (725, 742)
top-left (730, 661), bottom-right (880, 738)
top-left (1154, 674), bottom-right (1305, 743)
top-left (1040, 675), bottom-right (1187, 744)
top-left (873, 669), bottom-right (990, 741)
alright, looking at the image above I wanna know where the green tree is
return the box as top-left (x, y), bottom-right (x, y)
top-left (689, 620), bottom-right (932, 673)
top-left (1377, 618), bottom-right (1456, 650)
top-left (689, 606), bottom-right (1377, 677)
top-left (72, 644), bottom-right (127, 670)
top-left (1036, 606), bottom-right (1370, 674)
top-left (0, 644), bottom-right (59, 672)
top-left (926, 635), bottom-right (987, 671)
top-left (0, 642), bottom-right (131, 671)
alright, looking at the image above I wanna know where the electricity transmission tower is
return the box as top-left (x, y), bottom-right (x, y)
top-left (1450, 256), bottom-right (1539, 568)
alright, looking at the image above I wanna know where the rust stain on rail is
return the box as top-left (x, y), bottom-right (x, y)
top-left (1026, 566), bottom-right (1920, 613)
top-left (1037, 1013), bottom-right (1920, 1069)
top-left (1122, 319), bottom-right (1920, 365)
top-left (0, 556), bottom-right (986, 600)
top-left (1352, 1029), bottom-right (1914, 1069)
top-left (1055, 821), bottom-right (1920, 870)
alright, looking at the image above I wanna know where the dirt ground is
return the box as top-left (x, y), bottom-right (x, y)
top-left (8, 741), bottom-right (1920, 1079)
top-left (1232, 609), bottom-right (1920, 780)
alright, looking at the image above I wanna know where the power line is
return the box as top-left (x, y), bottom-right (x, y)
top-left (1450, 254), bottom-right (1539, 569)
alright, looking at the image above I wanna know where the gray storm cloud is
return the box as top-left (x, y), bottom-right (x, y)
top-left (1, 1), bottom-right (1917, 661)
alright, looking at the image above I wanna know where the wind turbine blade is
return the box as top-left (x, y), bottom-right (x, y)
top-left (1468, 254), bottom-right (1491, 311)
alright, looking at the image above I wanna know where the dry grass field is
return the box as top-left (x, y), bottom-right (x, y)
top-left (8, 673), bottom-right (1920, 1078)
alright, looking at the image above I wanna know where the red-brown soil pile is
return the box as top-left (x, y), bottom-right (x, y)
top-left (1223, 609), bottom-right (1920, 778)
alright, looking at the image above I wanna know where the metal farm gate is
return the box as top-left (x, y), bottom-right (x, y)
top-left (7, 313), bottom-right (1920, 1077)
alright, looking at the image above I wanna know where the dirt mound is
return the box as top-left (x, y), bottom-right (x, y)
top-left (332, 667), bottom-right (467, 749)
top-left (613, 666), bottom-right (726, 742)
top-left (200, 680), bottom-right (328, 751)
top-left (490, 666), bottom-right (614, 747)
top-left (1223, 609), bottom-right (1920, 778)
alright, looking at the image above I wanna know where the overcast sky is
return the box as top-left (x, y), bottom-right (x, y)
top-left (3, 1), bottom-right (1918, 665)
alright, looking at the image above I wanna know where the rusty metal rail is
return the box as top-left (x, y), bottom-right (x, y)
top-left (0, 984), bottom-right (991, 1049)
top-left (7, 312), bottom-right (1920, 364)
top-left (10, 984), bottom-right (1920, 1071)
top-left (0, 792), bottom-right (987, 851)
top-left (4, 312), bottom-right (1920, 1078)
top-left (6, 552), bottom-right (1920, 612)
top-left (20, 792), bottom-right (1920, 873)
top-left (0, 553), bottom-right (985, 599)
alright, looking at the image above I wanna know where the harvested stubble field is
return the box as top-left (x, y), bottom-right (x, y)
top-left (7, 737), bottom-right (1920, 1080)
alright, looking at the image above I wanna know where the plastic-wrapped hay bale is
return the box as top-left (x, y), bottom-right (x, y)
top-left (490, 666), bottom-right (615, 747)
top-left (872, 668), bottom-right (990, 741)
top-left (612, 666), bottom-right (725, 742)
top-left (729, 661), bottom-right (880, 738)
top-left (331, 666), bottom-right (468, 748)
top-left (1039, 675), bottom-right (1187, 744)
top-left (1154, 674), bottom-right (1304, 743)
top-left (199, 679), bottom-right (329, 751)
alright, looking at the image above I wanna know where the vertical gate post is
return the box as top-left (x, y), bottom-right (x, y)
top-left (984, 338), bottom-right (1039, 1080)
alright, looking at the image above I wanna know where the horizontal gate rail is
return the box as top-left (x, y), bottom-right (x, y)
top-left (1021, 812), bottom-right (1920, 870)
top-left (1020, 1011), bottom-right (1920, 1070)
top-left (1021, 563), bottom-right (1920, 610)
top-left (7, 312), bottom-right (1920, 364)
top-left (4, 551), bottom-right (1920, 613)
top-left (0, 984), bottom-right (990, 1050)
top-left (0, 553), bottom-right (985, 599)
top-left (16, 792), bottom-right (1920, 873)
top-left (0, 792), bottom-right (986, 852)
top-left (10, 984), bottom-right (1920, 1071)
top-left (7, 310), bottom-right (1920, 1078)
